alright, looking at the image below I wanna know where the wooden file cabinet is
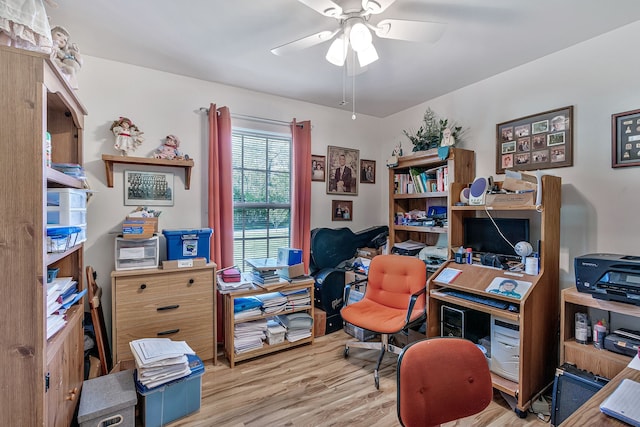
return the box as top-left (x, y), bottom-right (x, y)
top-left (111, 264), bottom-right (217, 364)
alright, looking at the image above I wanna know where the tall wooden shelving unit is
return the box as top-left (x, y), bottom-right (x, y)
top-left (388, 148), bottom-right (475, 252)
top-left (0, 46), bottom-right (87, 426)
top-left (427, 175), bottom-right (561, 415)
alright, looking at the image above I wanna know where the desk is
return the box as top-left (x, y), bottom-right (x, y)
top-left (562, 359), bottom-right (640, 426)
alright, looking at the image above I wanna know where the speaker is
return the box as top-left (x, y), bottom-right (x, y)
top-left (468, 177), bottom-right (487, 206)
top-left (550, 364), bottom-right (609, 426)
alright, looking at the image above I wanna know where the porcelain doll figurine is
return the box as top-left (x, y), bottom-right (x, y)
top-left (110, 117), bottom-right (144, 156)
top-left (50, 25), bottom-right (83, 88)
top-left (153, 135), bottom-right (185, 160)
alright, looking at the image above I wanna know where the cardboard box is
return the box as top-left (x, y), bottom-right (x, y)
top-left (356, 247), bottom-right (381, 259)
top-left (78, 369), bottom-right (137, 427)
top-left (162, 257), bottom-right (207, 270)
top-left (278, 263), bottom-right (305, 279)
top-left (486, 191), bottom-right (535, 207)
top-left (314, 308), bottom-right (327, 337)
top-left (345, 270), bottom-right (367, 293)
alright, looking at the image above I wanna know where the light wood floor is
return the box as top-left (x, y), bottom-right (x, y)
top-left (161, 330), bottom-right (550, 426)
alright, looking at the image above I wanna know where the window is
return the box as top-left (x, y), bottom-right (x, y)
top-left (232, 128), bottom-right (291, 271)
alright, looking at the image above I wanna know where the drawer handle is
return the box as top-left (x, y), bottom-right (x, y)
top-left (157, 304), bottom-right (180, 311)
top-left (188, 278), bottom-right (195, 285)
top-left (157, 329), bottom-right (179, 336)
top-left (140, 284), bottom-right (147, 290)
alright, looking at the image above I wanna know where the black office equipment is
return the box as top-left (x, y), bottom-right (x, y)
top-left (439, 289), bottom-right (510, 310)
top-left (551, 363), bottom-right (609, 426)
top-left (463, 217), bottom-right (530, 257)
top-left (574, 253), bottom-right (640, 305)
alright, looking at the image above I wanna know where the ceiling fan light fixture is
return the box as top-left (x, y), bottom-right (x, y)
top-left (357, 43), bottom-right (378, 67)
top-left (326, 34), bottom-right (347, 66)
top-left (349, 22), bottom-right (373, 52)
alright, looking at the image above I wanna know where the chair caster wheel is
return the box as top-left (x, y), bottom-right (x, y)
top-left (344, 347), bottom-right (349, 358)
top-left (515, 408), bottom-right (527, 419)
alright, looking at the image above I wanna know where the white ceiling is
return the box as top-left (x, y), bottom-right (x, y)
top-left (46, 0), bottom-right (640, 118)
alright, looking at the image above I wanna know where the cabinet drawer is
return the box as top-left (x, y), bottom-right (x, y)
top-left (115, 317), bottom-right (214, 361)
top-left (115, 294), bottom-right (213, 329)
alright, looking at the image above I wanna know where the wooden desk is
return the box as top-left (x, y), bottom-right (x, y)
top-left (561, 365), bottom-right (640, 426)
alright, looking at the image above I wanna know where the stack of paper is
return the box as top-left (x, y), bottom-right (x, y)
top-left (46, 277), bottom-right (82, 339)
top-left (280, 288), bottom-right (311, 310)
top-left (129, 338), bottom-right (195, 389)
top-left (234, 319), bottom-right (267, 354)
top-left (218, 272), bottom-right (254, 291)
top-left (245, 258), bottom-right (287, 286)
top-left (276, 312), bottom-right (313, 342)
top-left (255, 292), bottom-right (288, 315)
top-left (234, 296), bottom-right (263, 320)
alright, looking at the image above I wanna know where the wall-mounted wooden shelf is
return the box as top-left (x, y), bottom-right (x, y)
top-left (102, 154), bottom-right (195, 189)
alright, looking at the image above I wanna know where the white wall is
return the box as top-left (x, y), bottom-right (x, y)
top-left (378, 21), bottom-right (640, 290)
top-left (79, 20), bottom-right (640, 334)
top-left (76, 59), bottom-right (387, 330)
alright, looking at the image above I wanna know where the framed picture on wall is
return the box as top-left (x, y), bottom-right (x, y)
top-left (311, 154), bottom-right (326, 182)
top-left (124, 170), bottom-right (174, 206)
top-left (331, 200), bottom-right (353, 221)
top-left (326, 145), bottom-right (359, 196)
top-left (360, 159), bottom-right (376, 184)
top-left (612, 108), bottom-right (640, 168)
top-left (496, 106), bottom-right (573, 174)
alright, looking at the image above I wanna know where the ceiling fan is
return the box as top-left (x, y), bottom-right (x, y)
top-left (271, 0), bottom-right (446, 69)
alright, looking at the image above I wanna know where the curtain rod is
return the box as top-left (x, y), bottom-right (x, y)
top-left (199, 107), bottom-right (296, 127)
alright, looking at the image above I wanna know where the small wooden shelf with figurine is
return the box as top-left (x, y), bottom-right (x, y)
top-left (101, 154), bottom-right (195, 189)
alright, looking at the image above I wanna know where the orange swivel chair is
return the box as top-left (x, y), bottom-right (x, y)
top-left (341, 254), bottom-right (426, 389)
top-left (396, 338), bottom-right (493, 427)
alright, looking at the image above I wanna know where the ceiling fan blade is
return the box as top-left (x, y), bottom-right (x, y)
top-left (297, 0), bottom-right (343, 17)
top-left (361, 0), bottom-right (397, 15)
top-left (271, 30), bottom-right (338, 56)
top-left (374, 19), bottom-right (446, 42)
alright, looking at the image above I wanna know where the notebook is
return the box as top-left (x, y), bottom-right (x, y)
top-left (600, 379), bottom-right (640, 426)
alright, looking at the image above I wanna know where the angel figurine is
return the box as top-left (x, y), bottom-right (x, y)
top-left (110, 117), bottom-right (144, 156)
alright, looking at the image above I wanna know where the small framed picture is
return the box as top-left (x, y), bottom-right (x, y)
top-left (311, 154), bottom-right (326, 182)
top-left (331, 200), bottom-right (352, 221)
top-left (612, 108), bottom-right (640, 168)
top-left (124, 170), bottom-right (174, 206)
top-left (360, 159), bottom-right (376, 184)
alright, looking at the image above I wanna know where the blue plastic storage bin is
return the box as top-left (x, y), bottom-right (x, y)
top-left (162, 228), bottom-right (212, 262)
top-left (136, 354), bottom-right (204, 427)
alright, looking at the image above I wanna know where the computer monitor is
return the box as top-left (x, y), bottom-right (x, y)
top-left (463, 217), bottom-right (530, 257)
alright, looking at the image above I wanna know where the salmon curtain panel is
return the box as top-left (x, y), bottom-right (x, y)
top-left (290, 119), bottom-right (312, 272)
top-left (208, 104), bottom-right (233, 343)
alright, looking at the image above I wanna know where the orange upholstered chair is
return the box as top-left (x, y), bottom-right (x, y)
top-left (341, 254), bottom-right (426, 389)
top-left (396, 338), bottom-right (493, 427)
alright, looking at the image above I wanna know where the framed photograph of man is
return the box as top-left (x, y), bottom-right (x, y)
top-left (360, 159), bottom-right (376, 184)
top-left (327, 145), bottom-right (359, 195)
top-left (311, 154), bottom-right (326, 182)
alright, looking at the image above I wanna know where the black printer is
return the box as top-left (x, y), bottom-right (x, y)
top-left (574, 253), bottom-right (640, 305)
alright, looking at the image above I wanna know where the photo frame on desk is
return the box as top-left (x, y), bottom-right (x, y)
top-left (496, 106), bottom-right (573, 174)
top-left (612, 108), bottom-right (640, 168)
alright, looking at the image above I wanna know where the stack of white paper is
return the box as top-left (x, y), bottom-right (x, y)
top-left (217, 272), bottom-right (254, 291)
top-left (255, 292), bottom-right (288, 315)
top-left (281, 288), bottom-right (311, 310)
top-left (276, 313), bottom-right (313, 342)
top-left (129, 338), bottom-right (195, 389)
top-left (234, 319), bottom-right (267, 354)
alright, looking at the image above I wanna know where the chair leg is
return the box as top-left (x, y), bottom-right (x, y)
top-left (373, 345), bottom-right (387, 389)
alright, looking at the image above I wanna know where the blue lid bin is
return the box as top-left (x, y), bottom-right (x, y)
top-left (135, 354), bottom-right (204, 427)
top-left (162, 228), bottom-right (212, 262)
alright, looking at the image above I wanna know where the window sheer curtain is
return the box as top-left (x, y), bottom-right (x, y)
top-left (291, 119), bottom-right (312, 272)
top-left (208, 104), bottom-right (233, 343)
